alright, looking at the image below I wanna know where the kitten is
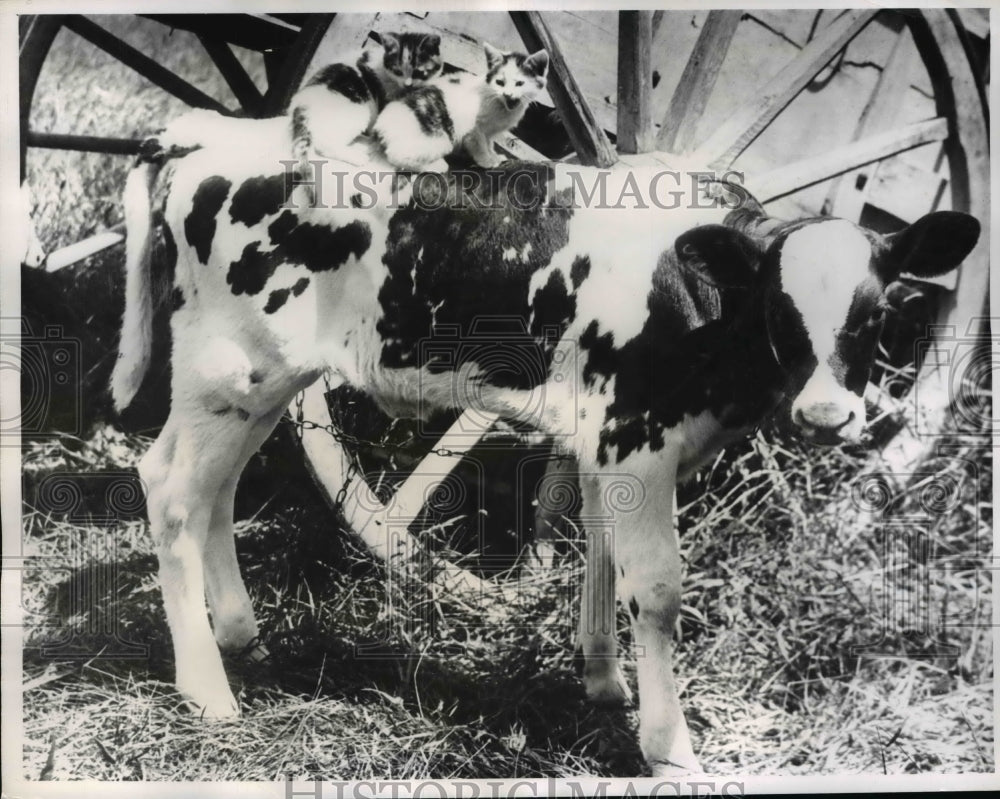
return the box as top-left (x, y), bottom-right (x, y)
top-left (371, 44), bottom-right (549, 172)
top-left (153, 32), bottom-right (442, 164)
top-left (292, 31), bottom-right (443, 163)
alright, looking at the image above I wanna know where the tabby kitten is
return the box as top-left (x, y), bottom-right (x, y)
top-left (153, 32), bottom-right (442, 164)
top-left (292, 32), bottom-right (443, 163)
top-left (372, 44), bottom-right (549, 172)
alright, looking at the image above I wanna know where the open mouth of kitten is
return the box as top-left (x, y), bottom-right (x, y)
top-left (503, 96), bottom-right (520, 110)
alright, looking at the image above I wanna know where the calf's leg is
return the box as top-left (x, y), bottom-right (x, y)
top-left (578, 473), bottom-right (631, 705)
top-left (202, 405), bottom-right (288, 655)
top-left (593, 454), bottom-right (700, 775)
top-left (140, 403), bottom-right (269, 718)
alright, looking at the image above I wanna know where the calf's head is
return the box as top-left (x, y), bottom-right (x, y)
top-left (677, 211), bottom-right (980, 445)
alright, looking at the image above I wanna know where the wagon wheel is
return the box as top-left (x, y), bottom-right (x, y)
top-left (286, 9), bottom-right (988, 590)
top-left (19, 12), bottom-right (988, 594)
top-left (19, 12), bottom-right (333, 269)
top-left (646, 9), bottom-right (988, 476)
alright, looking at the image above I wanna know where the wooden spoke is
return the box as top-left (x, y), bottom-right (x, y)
top-left (822, 22), bottom-right (919, 219)
top-left (26, 131), bottom-right (143, 155)
top-left (509, 10), bottom-right (617, 168)
top-left (692, 9), bottom-right (879, 169)
top-left (656, 10), bottom-right (742, 155)
top-left (44, 227), bottom-right (125, 272)
top-left (198, 35), bottom-right (265, 117)
top-left (616, 11), bottom-right (653, 154)
top-left (62, 15), bottom-right (229, 114)
top-left (19, 15), bottom-right (63, 179)
top-left (260, 13), bottom-right (335, 114)
top-left (750, 116), bottom-right (948, 203)
top-left (142, 13), bottom-right (301, 52)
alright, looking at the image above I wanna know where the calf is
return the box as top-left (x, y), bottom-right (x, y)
top-left (113, 139), bottom-right (978, 775)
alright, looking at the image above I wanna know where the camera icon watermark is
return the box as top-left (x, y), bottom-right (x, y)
top-left (349, 465), bottom-right (487, 657)
top-left (848, 460), bottom-right (985, 660)
top-left (912, 318), bottom-right (997, 437)
top-left (417, 317), bottom-right (577, 442)
top-left (20, 471), bottom-right (149, 660)
top-left (1, 319), bottom-right (82, 443)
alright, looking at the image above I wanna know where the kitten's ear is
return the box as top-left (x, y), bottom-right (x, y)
top-left (523, 49), bottom-right (549, 78)
top-left (483, 42), bottom-right (505, 72)
top-left (381, 32), bottom-right (400, 54)
top-left (420, 33), bottom-right (441, 55)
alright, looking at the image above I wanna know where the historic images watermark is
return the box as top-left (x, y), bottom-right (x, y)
top-left (277, 160), bottom-right (749, 213)
top-left (286, 776), bottom-right (747, 798)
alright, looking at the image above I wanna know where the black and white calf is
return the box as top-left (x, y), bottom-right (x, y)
top-left (112, 140), bottom-right (978, 775)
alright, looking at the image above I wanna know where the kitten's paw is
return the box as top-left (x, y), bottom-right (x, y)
top-left (475, 152), bottom-right (503, 169)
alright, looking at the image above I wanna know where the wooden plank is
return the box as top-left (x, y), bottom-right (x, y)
top-left (616, 11), bottom-right (654, 154)
top-left (63, 15), bottom-right (229, 114)
top-left (198, 35), bottom-right (265, 117)
top-left (750, 117), bottom-right (948, 203)
top-left (656, 10), bottom-right (742, 154)
top-left (303, 11), bottom-right (380, 80)
top-left (45, 228), bottom-right (125, 272)
top-left (261, 13), bottom-right (335, 114)
top-left (691, 9), bottom-right (879, 169)
top-left (493, 133), bottom-right (547, 162)
top-left (866, 156), bottom-right (947, 227)
top-left (822, 24), bottom-right (920, 220)
top-left (142, 13), bottom-right (301, 52)
top-left (509, 10), bottom-right (617, 167)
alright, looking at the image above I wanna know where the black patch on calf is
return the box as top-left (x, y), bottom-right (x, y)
top-left (263, 276), bottom-right (311, 314)
top-left (377, 162), bottom-right (573, 388)
top-left (264, 288), bottom-right (291, 314)
top-left (184, 176), bottom-right (232, 264)
top-left (161, 220), bottom-right (178, 285)
top-left (579, 320), bottom-right (616, 391)
top-left (228, 210), bottom-right (370, 296)
top-left (229, 172), bottom-right (297, 227)
top-left (587, 253), bottom-right (783, 466)
top-left (570, 255), bottom-right (591, 289)
top-left (170, 287), bottom-right (185, 311)
top-left (629, 597), bottom-right (640, 619)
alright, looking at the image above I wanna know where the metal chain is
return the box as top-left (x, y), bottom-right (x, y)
top-left (287, 379), bottom-right (576, 506)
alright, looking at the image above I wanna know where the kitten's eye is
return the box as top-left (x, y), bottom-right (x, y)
top-left (392, 68), bottom-right (404, 76)
top-left (515, 80), bottom-right (524, 87)
top-left (496, 79), bottom-right (506, 87)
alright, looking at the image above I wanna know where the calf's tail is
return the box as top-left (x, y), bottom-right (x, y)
top-left (111, 160), bottom-right (158, 412)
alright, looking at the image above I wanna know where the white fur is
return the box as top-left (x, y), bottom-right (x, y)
top-left (782, 220), bottom-right (870, 440)
top-left (111, 161), bottom-right (156, 411)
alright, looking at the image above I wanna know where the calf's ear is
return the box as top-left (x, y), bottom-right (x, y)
top-left (675, 224), bottom-right (763, 288)
top-left (881, 211), bottom-right (980, 280)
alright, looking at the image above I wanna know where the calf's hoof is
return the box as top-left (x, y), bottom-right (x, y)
top-left (178, 683), bottom-right (240, 720)
top-left (648, 758), bottom-right (705, 778)
top-left (583, 664), bottom-right (633, 707)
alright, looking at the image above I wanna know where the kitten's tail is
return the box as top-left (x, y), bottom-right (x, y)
top-left (111, 158), bottom-right (158, 413)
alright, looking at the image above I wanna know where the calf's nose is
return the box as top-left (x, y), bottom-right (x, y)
top-left (794, 404), bottom-right (855, 431)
